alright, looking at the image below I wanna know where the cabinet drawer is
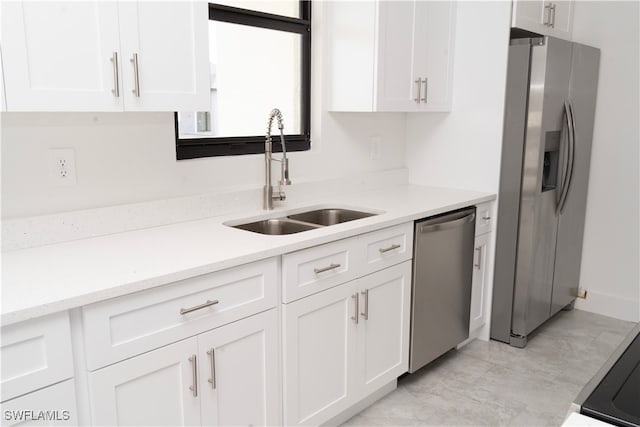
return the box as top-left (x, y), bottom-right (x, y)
top-left (82, 257), bottom-right (278, 370)
top-left (1, 312), bottom-right (74, 402)
top-left (282, 237), bottom-right (362, 303)
top-left (0, 379), bottom-right (78, 426)
top-left (475, 202), bottom-right (495, 235)
top-left (359, 223), bottom-right (413, 275)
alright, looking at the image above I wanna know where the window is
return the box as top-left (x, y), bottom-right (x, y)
top-left (175, 1), bottom-right (311, 159)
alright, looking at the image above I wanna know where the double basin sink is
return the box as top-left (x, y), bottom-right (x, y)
top-left (228, 208), bottom-right (378, 235)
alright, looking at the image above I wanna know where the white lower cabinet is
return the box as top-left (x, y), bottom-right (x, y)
top-left (283, 261), bottom-right (411, 426)
top-left (358, 263), bottom-right (411, 396)
top-left (0, 379), bottom-right (78, 426)
top-left (470, 232), bottom-right (492, 333)
top-left (88, 337), bottom-right (201, 426)
top-left (283, 282), bottom-right (357, 426)
top-left (198, 309), bottom-right (280, 427)
top-left (88, 309), bottom-right (279, 426)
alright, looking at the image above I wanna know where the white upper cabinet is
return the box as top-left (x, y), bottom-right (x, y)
top-left (117, 1), bottom-right (210, 111)
top-left (328, 0), bottom-right (456, 112)
top-left (1, 1), bottom-right (122, 111)
top-left (512, 0), bottom-right (574, 40)
top-left (1, 1), bottom-right (209, 112)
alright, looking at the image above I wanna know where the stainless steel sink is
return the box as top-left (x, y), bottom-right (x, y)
top-left (231, 218), bottom-right (321, 235)
top-left (287, 208), bottom-right (377, 226)
top-left (228, 207), bottom-right (379, 235)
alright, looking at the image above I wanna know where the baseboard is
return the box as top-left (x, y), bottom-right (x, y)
top-left (575, 290), bottom-right (640, 322)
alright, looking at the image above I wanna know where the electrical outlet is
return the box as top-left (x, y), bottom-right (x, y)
top-left (370, 136), bottom-right (381, 160)
top-left (48, 148), bottom-right (77, 186)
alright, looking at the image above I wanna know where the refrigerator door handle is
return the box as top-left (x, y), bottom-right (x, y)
top-left (557, 100), bottom-right (575, 213)
top-left (560, 100), bottom-right (577, 213)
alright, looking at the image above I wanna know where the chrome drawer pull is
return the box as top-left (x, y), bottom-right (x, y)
top-left (379, 244), bottom-right (401, 253)
top-left (130, 53), bottom-right (141, 97)
top-left (314, 263), bottom-right (341, 274)
top-left (180, 299), bottom-right (219, 315)
top-left (207, 348), bottom-right (217, 389)
top-left (482, 216), bottom-right (491, 220)
top-left (110, 52), bottom-right (120, 97)
top-left (360, 289), bottom-right (369, 320)
top-left (474, 247), bottom-right (483, 269)
top-left (421, 78), bottom-right (428, 103)
top-left (188, 355), bottom-right (198, 397)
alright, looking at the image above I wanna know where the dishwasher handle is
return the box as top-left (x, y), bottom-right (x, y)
top-left (419, 211), bottom-right (475, 234)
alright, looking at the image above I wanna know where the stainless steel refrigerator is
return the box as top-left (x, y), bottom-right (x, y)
top-left (491, 35), bottom-right (600, 348)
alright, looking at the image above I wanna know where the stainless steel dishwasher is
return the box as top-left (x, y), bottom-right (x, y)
top-left (409, 207), bottom-right (476, 373)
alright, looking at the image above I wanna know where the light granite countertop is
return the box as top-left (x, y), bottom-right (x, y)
top-left (1, 184), bottom-right (495, 326)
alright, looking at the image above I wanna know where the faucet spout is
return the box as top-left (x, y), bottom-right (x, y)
top-left (264, 108), bottom-right (292, 210)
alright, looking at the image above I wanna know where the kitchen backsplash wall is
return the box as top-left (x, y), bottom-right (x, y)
top-left (0, 1), bottom-right (406, 220)
top-left (405, 1), bottom-right (511, 194)
top-left (1, 111), bottom-right (405, 219)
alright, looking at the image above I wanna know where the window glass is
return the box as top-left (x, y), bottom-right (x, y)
top-left (178, 21), bottom-right (302, 139)
top-left (175, 1), bottom-right (310, 159)
top-left (213, 0), bottom-right (300, 18)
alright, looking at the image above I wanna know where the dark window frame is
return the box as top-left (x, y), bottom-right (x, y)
top-left (175, 2), bottom-right (311, 160)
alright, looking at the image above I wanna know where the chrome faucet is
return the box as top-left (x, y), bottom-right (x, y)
top-left (264, 108), bottom-right (291, 210)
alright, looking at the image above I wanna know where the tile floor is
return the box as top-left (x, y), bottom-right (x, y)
top-left (342, 309), bottom-right (637, 426)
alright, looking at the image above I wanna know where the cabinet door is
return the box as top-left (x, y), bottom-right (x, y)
top-left (357, 261), bottom-right (411, 396)
top-left (512, 0), bottom-right (573, 40)
top-left (375, 0), bottom-right (415, 111)
top-left (470, 232), bottom-right (491, 332)
top-left (412, 0), bottom-right (456, 111)
top-left (283, 282), bottom-right (358, 426)
top-left (118, 1), bottom-right (210, 111)
top-left (1, 1), bottom-right (122, 111)
top-left (89, 337), bottom-right (200, 426)
top-left (547, 1), bottom-right (574, 39)
top-left (0, 379), bottom-right (78, 426)
top-left (512, 0), bottom-right (547, 34)
top-left (1, 312), bottom-right (74, 403)
top-left (198, 309), bottom-right (280, 427)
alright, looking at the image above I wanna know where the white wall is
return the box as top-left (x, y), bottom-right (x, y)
top-left (571, 1), bottom-right (640, 322)
top-left (405, 1), bottom-right (511, 193)
top-left (0, 2), bottom-right (406, 219)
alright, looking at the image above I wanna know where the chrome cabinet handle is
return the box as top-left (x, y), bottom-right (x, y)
top-left (474, 247), bottom-right (483, 269)
top-left (379, 244), bottom-right (401, 253)
top-left (110, 52), bottom-right (119, 97)
top-left (543, 3), bottom-right (551, 26)
top-left (314, 263), bottom-right (341, 274)
top-left (360, 289), bottom-right (369, 320)
top-left (550, 3), bottom-right (556, 28)
top-left (188, 355), bottom-right (198, 397)
top-left (421, 78), bottom-right (428, 103)
top-left (482, 215), bottom-right (491, 220)
top-left (414, 79), bottom-right (422, 103)
top-left (180, 299), bottom-right (219, 315)
top-left (130, 53), bottom-right (140, 97)
top-left (207, 348), bottom-right (217, 389)
top-left (351, 293), bottom-right (359, 324)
